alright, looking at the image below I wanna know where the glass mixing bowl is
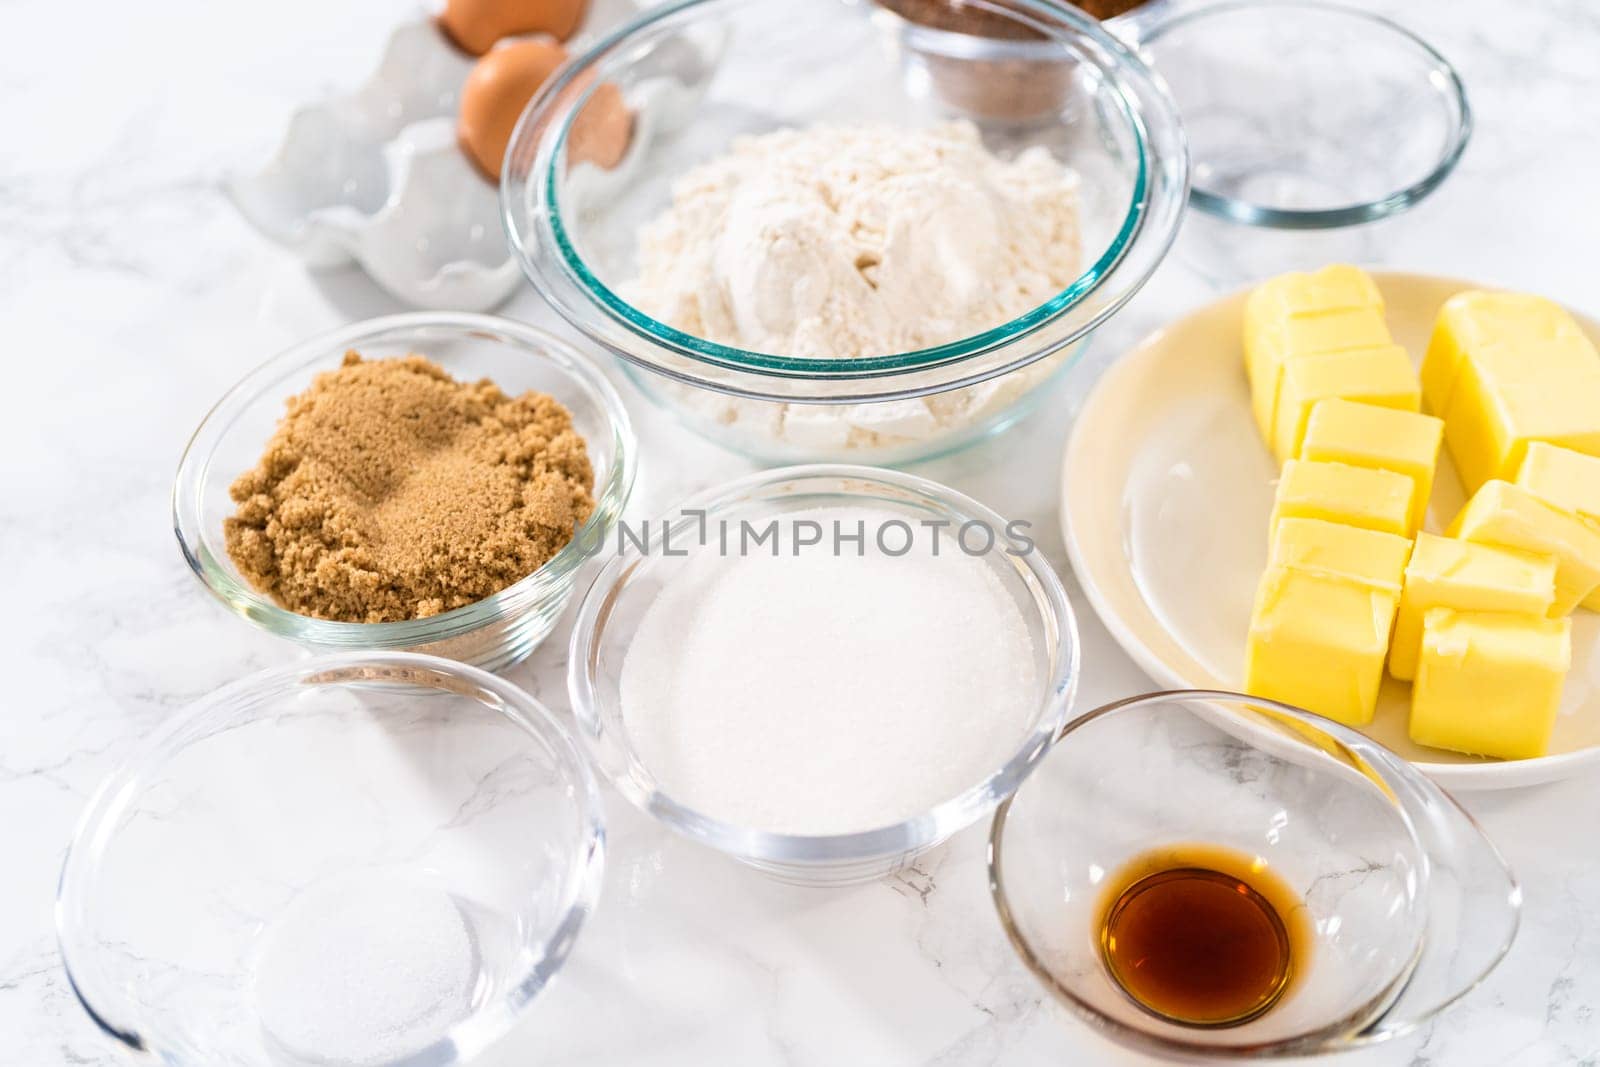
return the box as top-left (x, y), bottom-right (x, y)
top-left (56, 652), bottom-right (605, 1067)
top-left (990, 691), bottom-right (1520, 1058)
top-left (567, 465), bottom-right (1081, 885)
top-left (1136, 0), bottom-right (1471, 230)
top-left (502, 0), bottom-right (1188, 464)
top-left (173, 313), bottom-right (636, 672)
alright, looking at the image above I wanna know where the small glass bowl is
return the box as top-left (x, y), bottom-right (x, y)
top-left (502, 0), bottom-right (1187, 463)
top-left (1138, 0), bottom-right (1471, 230)
top-left (990, 691), bottom-right (1520, 1058)
top-left (568, 465), bottom-right (1080, 886)
top-left (56, 652), bottom-right (605, 1067)
top-left (173, 313), bottom-right (636, 672)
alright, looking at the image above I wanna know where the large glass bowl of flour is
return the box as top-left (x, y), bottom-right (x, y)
top-left (566, 465), bottom-right (1081, 886)
top-left (502, 0), bottom-right (1188, 464)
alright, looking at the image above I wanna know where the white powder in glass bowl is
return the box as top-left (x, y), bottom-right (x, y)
top-left (617, 506), bottom-right (1041, 835)
top-left (623, 122), bottom-right (1084, 453)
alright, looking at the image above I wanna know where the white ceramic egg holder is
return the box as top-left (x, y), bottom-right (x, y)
top-left (228, 0), bottom-right (701, 311)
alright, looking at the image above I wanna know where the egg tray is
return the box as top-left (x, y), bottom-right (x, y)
top-left (227, 0), bottom-right (687, 311)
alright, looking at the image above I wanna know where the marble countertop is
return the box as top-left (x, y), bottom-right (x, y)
top-left (3, 0), bottom-right (1598, 1063)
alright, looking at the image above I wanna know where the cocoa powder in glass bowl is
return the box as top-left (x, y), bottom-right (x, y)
top-left (877, 0), bottom-right (1153, 122)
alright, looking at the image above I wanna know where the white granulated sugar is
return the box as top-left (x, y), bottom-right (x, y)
top-left (626, 121), bottom-right (1083, 450)
top-left (619, 507), bottom-right (1041, 835)
top-left (253, 879), bottom-right (477, 1066)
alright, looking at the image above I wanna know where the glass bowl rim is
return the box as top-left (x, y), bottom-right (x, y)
top-left (54, 650), bottom-right (607, 1063)
top-left (567, 462), bottom-right (1082, 865)
top-left (172, 311), bottom-right (637, 648)
top-left (1143, 0), bottom-right (1472, 230)
top-left (987, 688), bottom-right (1519, 1058)
top-left (500, 0), bottom-right (1190, 382)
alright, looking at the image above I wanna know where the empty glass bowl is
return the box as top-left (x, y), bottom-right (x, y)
top-left (990, 691), bottom-right (1519, 1058)
top-left (502, 0), bottom-right (1187, 464)
top-left (57, 652), bottom-right (605, 1067)
top-left (1137, 0), bottom-right (1470, 229)
top-left (568, 465), bottom-right (1080, 885)
top-left (173, 313), bottom-right (636, 672)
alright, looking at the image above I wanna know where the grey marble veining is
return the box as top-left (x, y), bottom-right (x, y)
top-left (2, 0), bottom-right (1598, 1063)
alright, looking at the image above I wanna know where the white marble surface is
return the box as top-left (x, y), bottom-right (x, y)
top-left (3, 0), bottom-right (1599, 1063)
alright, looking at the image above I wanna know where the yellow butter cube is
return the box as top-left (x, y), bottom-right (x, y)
top-left (1518, 441), bottom-right (1600, 517)
top-left (1448, 480), bottom-right (1600, 615)
top-left (1245, 567), bottom-right (1399, 727)
top-left (1299, 399), bottom-right (1443, 533)
top-left (1268, 517), bottom-right (1411, 591)
top-left (1244, 266), bottom-right (1384, 341)
top-left (1246, 306), bottom-right (1392, 443)
top-left (1410, 608), bottom-right (1570, 760)
top-left (1420, 290), bottom-right (1588, 416)
top-left (1443, 343), bottom-right (1600, 493)
top-left (1272, 346), bottom-right (1419, 463)
top-left (1517, 442), bottom-right (1600, 609)
top-left (1390, 533), bottom-right (1557, 680)
top-left (1270, 460), bottom-right (1414, 537)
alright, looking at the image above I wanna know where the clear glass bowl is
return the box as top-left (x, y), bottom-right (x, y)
top-left (990, 691), bottom-right (1520, 1058)
top-left (567, 465), bottom-right (1081, 885)
top-left (1136, 0), bottom-right (1470, 229)
top-left (173, 313), bottom-right (636, 673)
top-left (502, 0), bottom-right (1188, 463)
top-left (56, 652), bottom-right (605, 1067)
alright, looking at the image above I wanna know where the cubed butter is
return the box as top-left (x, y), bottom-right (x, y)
top-left (1389, 532), bottom-right (1558, 680)
top-left (1517, 442), bottom-right (1600, 609)
top-left (1269, 459), bottom-right (1414, 538)
top-left (1442, 343), bottom-right (1600, 493)
top-left (1244, 567), bottom-right (1399, 727)
top-left (1272, 346), bottom-right (1419, 462)
top-left (1268, 517), bottom-right (1411, 591)
top-left (1420, 290), bottom-right (1589, 416)
top-left (1246, 305), bottom-right (1391, 443)
top-left (1299, 399), bottom-right (1443, 533)
top-left (1448, 480), bottom-right (1600, 615)
top-left (1244, 266), bottom-right (1384, 343)
top-left (1410, 607), bottom-right (1570, 760)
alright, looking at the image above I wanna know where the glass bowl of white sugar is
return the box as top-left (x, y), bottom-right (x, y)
top-left (567, 465), bottom-right (1080, 886)
top-left (502, 0), bottom-right (1188, 465)
top-left (57, 652), bottom-right (604, 1067)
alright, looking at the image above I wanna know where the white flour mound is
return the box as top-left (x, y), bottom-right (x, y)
top-left (626, 122), bottom-right (1084, 452)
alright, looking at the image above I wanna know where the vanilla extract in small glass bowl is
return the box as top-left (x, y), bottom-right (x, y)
top-left (568, 464), bottom-right (1081, 886)
top-left (991, 690), bottom-right (1521, 1057)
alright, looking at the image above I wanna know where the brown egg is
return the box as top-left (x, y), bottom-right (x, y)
top-left (458, 39), bottom-right (570, 180)
top-left (439, 0), bottom-right (588, 55)
top-left (566, 78), bottom-right (633, 171)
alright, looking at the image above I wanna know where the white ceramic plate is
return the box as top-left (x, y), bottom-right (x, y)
top-left (1062, 271), bottom-right (1600, 790)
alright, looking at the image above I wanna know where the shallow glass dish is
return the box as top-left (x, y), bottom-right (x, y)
top-left (568, 465), bottom-right (1080, 886)
top-left (1137, 0), bottom-right (1470, 229)
top-left (991, 691), bottom-right (1520, 1058)
top-left (57, 652), bottom-right (605, 1067)
top-left (502, 0), bottom-right (1187, 463)
top-left (174, 313), bottom-right (636, 672)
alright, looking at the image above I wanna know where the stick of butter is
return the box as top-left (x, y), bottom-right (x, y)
top-left (1270, 459), bottom-right (1414, 538)
top-left (1410, 607), bottom-right (1570, 760)
top-left (1516, 442), bottom-right (1600, 609)
top-left (1390, 532), bottom-right (1557, 680)
top-left (1448, 480), bottom-right (1600, 615)
top-left (1420, 290), bottom-right (1588, 416)
top-left (1299, 399), bottom-right (1442, 535)
top-left (1245, 567), bottom-right (1399, 727)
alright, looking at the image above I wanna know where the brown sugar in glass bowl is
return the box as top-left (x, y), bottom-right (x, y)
top-left (225, 352), bottom-right (596, 624)
top-left (175, 313), bottom-right (636, 672)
